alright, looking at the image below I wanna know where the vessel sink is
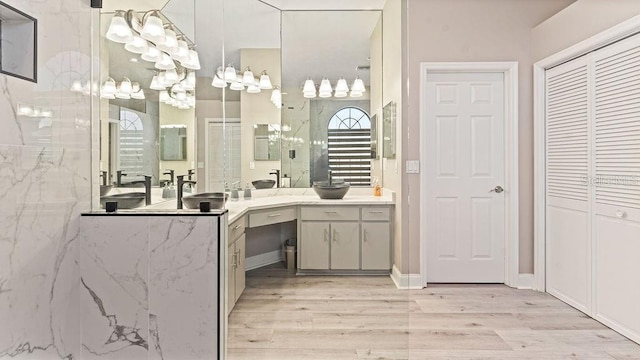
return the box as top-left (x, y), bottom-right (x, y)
top-left (252, 179), bottom-right (276, 189)
top-left (100, 185), bottom-right (113, 196)
top-left (182, 192), bottom-right (229, 210)
top-left (100, 192), bottom-right (146, 209)
top-left (312, 181), bottom-right (350, 200)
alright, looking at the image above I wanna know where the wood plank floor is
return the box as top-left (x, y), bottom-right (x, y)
top-left (227, 264), bottom-right (640, 360)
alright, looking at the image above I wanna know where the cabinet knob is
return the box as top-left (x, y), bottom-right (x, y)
top-left (616, 210), bottom-right (627, 219)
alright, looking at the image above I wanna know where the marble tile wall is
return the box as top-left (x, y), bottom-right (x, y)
top-left (0, 0), bottom-right (93, 358)
top-left (79, 215), bottom-right (221, 359)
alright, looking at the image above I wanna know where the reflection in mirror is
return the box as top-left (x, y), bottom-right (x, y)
top-left (371, 114), bottom-right (378, 159)
top-left (98, 0), bottom-right (200, 208)
top-left (383, 101), bottom-right (397, 159)
top-left (254, 124), bottom-right (281, 161)
top-left (280, 10), bottom-right (383, 188)
top-left (160, 125), bottom-right (187, 161)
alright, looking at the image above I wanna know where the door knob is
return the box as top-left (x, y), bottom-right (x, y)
top-left (490, 186), bottom-right (504, 193)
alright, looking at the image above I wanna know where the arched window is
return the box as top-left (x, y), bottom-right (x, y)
top-left (328, 107), bottom-right (372, 186)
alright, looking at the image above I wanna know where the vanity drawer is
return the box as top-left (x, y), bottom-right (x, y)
top-left (249, 207), bottom-right (296, 228)
top-left (300, 207), bottom-right (360, 221)
top-left (229, 217), bottom-right (246, 243)
top-left (362, 207), bottom-right (391, 221)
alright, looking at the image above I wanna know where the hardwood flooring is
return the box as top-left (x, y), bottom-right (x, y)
top-left (227, 264), bottom-right (640, 359)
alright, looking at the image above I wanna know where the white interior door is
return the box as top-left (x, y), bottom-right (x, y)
top-left (425, 72), bottom-right (506, 283)
top-left (545, 57), bottom-right (591, 313)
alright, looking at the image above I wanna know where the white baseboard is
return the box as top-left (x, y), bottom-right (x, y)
top-left (390, 265), bottom-right (424, 290)
top-left (517, 273), bottom-right (535, 290)
top-left (245, 250), bottom-right (283, 271)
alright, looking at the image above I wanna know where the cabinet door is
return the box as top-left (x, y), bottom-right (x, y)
top-left (330, 222), bottom-right (360, 270)
top-left (362, 222), bottom-right (391, 270)
top-left (234, 234), bottom-right (246, 303)
top-left (227, 243), bottom-right (236, 315)
top-left (300, 222), bottom-right (330, 270)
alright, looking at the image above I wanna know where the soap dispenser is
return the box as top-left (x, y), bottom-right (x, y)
top-left (230, 182), bottom-right (239, 201)
top-left (244, 183), bottom-right (252, 200)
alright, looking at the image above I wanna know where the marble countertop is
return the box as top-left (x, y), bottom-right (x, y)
top-left (89, 188), bottom-right (395, 222)
top-left (225, 194), bottom-right (394, 223)
top-left (82, 209), bottom-right (228, 216)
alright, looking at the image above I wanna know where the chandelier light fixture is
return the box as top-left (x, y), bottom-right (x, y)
top-left (97, 77), bottom-right (145, 100)
top-left (301, 75), bottom-right (368, 99)
top-left (106, 10), bottom-right (198, 72)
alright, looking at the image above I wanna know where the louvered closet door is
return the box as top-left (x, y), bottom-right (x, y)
top-left (592, 34), bottom-right (640, 344)
top-left (545, 56), bottom-right (592, 313)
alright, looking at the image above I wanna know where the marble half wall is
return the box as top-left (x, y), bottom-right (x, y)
top-left (79, 215), bottom-right (222, 360)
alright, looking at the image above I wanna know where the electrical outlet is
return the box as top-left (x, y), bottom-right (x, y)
top-left (249, 161), bottom-right (255, 170)
top-left (406, 160), bottom-right (420, 174)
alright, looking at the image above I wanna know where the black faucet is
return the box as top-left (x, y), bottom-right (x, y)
top-left (187, 169), bottom-right (195, 181)
top-left (129, 175), bottom-right (152, 206)
top-left (100, 171), bottom-right (108, 186)
top-left (116, 170), bottom-right (127, 187)
top-left (269, 169), bottom-right (281, 188)
top-left (177, 175), bottom-right (197, 209)
top-left (328, 169), bottom-right (333, 186)
top-left (162, 169), bottom-right (175, 186)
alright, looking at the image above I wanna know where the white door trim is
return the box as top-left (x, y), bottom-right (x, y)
top-left (419, 62), bottom-right (519, 288)
top-left (533, 14), bottom-right (640, 292)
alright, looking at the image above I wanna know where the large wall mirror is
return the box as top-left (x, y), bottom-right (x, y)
top-left (95, 0), bottom-right (385, 209)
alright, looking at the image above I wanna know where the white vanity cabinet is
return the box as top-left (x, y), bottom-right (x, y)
top-left (227, 216), bottom-right (246, 314)
top-left (299, 206), bottom-right (392, 273)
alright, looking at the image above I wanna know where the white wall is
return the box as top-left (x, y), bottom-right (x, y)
top-left (404, 0), bottom-right (575, 274)
top-left (533, 0), bottom-right (640, 61)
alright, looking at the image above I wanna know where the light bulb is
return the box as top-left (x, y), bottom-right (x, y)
top-left (17, 103), bottom-right (33, 116)
top-left (101, 78), bottom-right (117, 95)
top-left (157, 28), bottom-right (178, 54)
top-left (141, 45), bottom-right (162, 62)
top-left (247, 84), bottom-right (261, 94)
top-left (119, 77), bottom-right (132, 95)
top-left (164, 69), bottom-right (179, 85)
top-left (70, 80), bottom-right (83, 92)
top-left (150, 74), bottom-right (164, 90)
top-left (140, 11), bottom-right (166, 44)
top-left (106, 11), bottom-right (133, 43)
top-left (132, 82), bottom-right (141, 93)
top-left (242, 67), bottom-right (255, 86)
top-left (259, 72), bottom-right (273, 89)
top-left (155, 52), bottom-right (176, 70)
top-left (319, 77), bottom-right (332, 98)
top-left (124, 35), bottom-right (148, 54)
top-left (131, 89), bottom-right (145, 100)
top-left (351, 77), bottom-right (366, 93)
top-left (230, 81), bottom-right (245, 91)
top-left (303, 78), bottom-right (316, 94)
top-left (336, 77), bottom-right (349, 93)
top-left (182, 50), bottom-right (201, 70)
top-left (224, 65), bottom-right (237, 83)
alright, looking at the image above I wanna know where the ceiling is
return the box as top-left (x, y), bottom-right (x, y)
top-left (259, 0), bottom-right (386, 11)
top-left (103, 0), bottom-right (383, 101)
top-left (281, 11), bottom-right (380, 89)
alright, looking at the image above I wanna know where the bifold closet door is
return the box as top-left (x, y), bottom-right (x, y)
top-left (545, 56), bottom-right (592, 313)
top-left (592, 34), bottom-right (640, 344)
